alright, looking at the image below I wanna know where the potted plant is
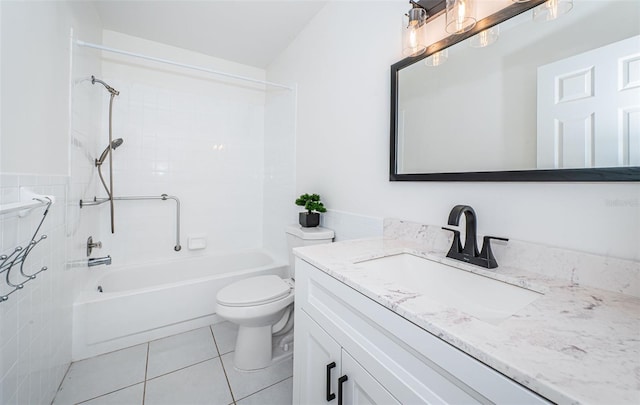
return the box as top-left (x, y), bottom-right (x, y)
top-left (295, 193), bottom-right (326, 227)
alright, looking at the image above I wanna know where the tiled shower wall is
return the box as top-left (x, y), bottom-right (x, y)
top-left (0, 175), bottom-right (69, 404)
top-left (90, 31), bottom-right (294, 267)
top-left (99, 79), bottom-right (265, 265)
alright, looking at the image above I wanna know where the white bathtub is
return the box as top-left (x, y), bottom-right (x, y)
top-left (72, 249), bottom-right (288, 360)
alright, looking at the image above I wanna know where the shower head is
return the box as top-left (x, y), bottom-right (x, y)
top-left (91, 75), bottom-right (120, 96)
top-left (96, 138), bottom-right (124, 166)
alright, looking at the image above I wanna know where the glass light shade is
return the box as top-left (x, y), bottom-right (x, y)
top-left (424, 49), bottom-right (449, 67)
top-left (402, 8), bottom-right (428, 57)
top-left (446, 0), bottom-right (476, 34)
top-left (533, 0), bottom-right (573, 21)
top-left (469, 26), bottom-right (499, 48)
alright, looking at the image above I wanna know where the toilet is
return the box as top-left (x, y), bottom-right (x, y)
top-left (216, 225), bottom-right (334, 370)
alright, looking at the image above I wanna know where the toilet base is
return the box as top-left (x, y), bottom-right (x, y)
top-left (233, 327), bottom-right (294, 371)
top-left (234, 325), bottom-right (272, 370)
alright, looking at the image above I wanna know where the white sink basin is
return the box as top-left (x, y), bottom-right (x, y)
top-left (355, 253), bottom-right (542, 324)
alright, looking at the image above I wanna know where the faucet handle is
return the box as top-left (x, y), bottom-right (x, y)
top-left (479, 236), bottom-right (509, 269)
top-left (87, 236), bottom-right (102, 257)
top-left (442, 227), bottom-right (462, 257)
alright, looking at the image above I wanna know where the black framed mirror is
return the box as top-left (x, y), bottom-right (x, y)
top-left (390, 0), bottom-right (640, 181)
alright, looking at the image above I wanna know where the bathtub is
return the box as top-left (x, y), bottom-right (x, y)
top-left (72, 249), bottom-right (288, 360)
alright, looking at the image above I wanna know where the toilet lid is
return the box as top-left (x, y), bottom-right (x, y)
top-left (217, 275), bottom-right (291, 307)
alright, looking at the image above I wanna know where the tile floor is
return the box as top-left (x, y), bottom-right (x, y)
top-left (52, 322), bottom-right (293, 405)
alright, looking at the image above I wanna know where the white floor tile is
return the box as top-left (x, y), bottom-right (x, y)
top-left (211, 322), bottom-right (238, 355)
top-left (236, 377), bottom-right (292, 405)
top-left (53, 344), bottom-right (147, 405)
top-left (147, 327), bottom-right (218, 379)
top-left (53, 325), bottom-right (294, 405)
top-left (144, 359), bottom-right (233, 405)
top-left (78, 383), bottom-right (144, 405)
top-left (221, 352), bottom-right (293, 401)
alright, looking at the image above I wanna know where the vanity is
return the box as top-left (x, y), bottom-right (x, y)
top-left (291, 219), bottom-right (640, 404)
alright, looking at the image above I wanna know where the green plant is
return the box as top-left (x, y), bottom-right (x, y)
top-left (295, 193), bottom-right (327, 214)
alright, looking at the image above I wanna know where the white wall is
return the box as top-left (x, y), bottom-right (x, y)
top-left (1, 1), bottom-right (70, 175)
top-left (0, 1), bottom-right (102, 404)
top-left (267, 0), bottom-right (640, 261)
top-left (263, 86), bottom-right (298, 263)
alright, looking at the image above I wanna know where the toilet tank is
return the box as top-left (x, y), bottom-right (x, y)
top-left (286, 225), bottom-right (334, 278)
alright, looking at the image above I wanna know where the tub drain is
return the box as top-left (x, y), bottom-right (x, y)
top-left (97, 285), bottom-right (103, 293)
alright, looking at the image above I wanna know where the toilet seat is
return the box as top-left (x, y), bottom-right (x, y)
top-left (217, 275), bottom-right (291, 307)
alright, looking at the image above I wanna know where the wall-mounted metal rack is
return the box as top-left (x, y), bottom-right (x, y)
top-left (0, 188), bottom-right (55, 303)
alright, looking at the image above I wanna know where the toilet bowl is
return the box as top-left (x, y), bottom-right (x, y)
top-left (215, 225), bottom-right (334, 371)
top-left (216, 275), bottom-right (295, 370)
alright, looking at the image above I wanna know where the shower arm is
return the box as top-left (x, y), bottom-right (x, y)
top-left (92, 76), bottom-right (120, 96)
top-left (80, 194), bottom-right (182, 252)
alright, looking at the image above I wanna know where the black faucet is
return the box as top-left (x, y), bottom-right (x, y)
top-left (442, 205), bottom-right (508, 269)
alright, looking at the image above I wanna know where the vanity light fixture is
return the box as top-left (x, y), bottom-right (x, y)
top-left (469, 26), bottom-right (499, 48)
top-left (533, 0), bottom-right (573, 21)
top-left (445, 0), bottom-right (476, 34)
top-left (402, 1), bottom-right (428, 56)
top-left (424, 49), bottom-right (448, 66)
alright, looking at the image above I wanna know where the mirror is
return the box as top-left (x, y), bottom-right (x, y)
top-left (390, 0), bottom-right (640, 181)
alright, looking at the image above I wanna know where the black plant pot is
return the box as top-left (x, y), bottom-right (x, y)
top-left (299, 212), bottom-right (320, 227)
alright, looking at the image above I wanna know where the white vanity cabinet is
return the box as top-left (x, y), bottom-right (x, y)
top-left (295, 310), bottom-right (400, 404)
top-left (292, 258), bottom-right (550, 405)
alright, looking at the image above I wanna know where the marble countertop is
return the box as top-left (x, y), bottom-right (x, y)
top-left (294, 232), bottom-right (640, 405)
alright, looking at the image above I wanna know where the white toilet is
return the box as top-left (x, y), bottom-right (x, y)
top-left (216, 225), bottom-right (334, 370)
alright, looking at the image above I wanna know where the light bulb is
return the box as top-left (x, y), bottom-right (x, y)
top-left (402, 8), bottom-right (427, 57)
top-left (457, 1), bottom-right (466, 32)
top-left (446, 0), bottom-right (477, 34)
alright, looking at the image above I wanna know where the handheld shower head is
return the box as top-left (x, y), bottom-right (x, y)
top-left (111, 137), bottom-right (124, 149)
top-left (96, 138), bottom-right (124, 166)
top-left (91, 75), bottom-right (120, 96)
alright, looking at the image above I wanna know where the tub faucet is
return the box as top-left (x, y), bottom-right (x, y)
top-left (442, 205), bottom-right (508, 269)
top-left (88, 255), bottom-right (112, 267)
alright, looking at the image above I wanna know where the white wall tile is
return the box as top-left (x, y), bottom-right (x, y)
top-left (0, 174), bottom-right (71, 405)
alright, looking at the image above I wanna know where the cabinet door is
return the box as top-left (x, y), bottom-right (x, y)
top-left (340, 350), bottom-right (400, 405)
top-left (293, 310), bottom-right (342, 405)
